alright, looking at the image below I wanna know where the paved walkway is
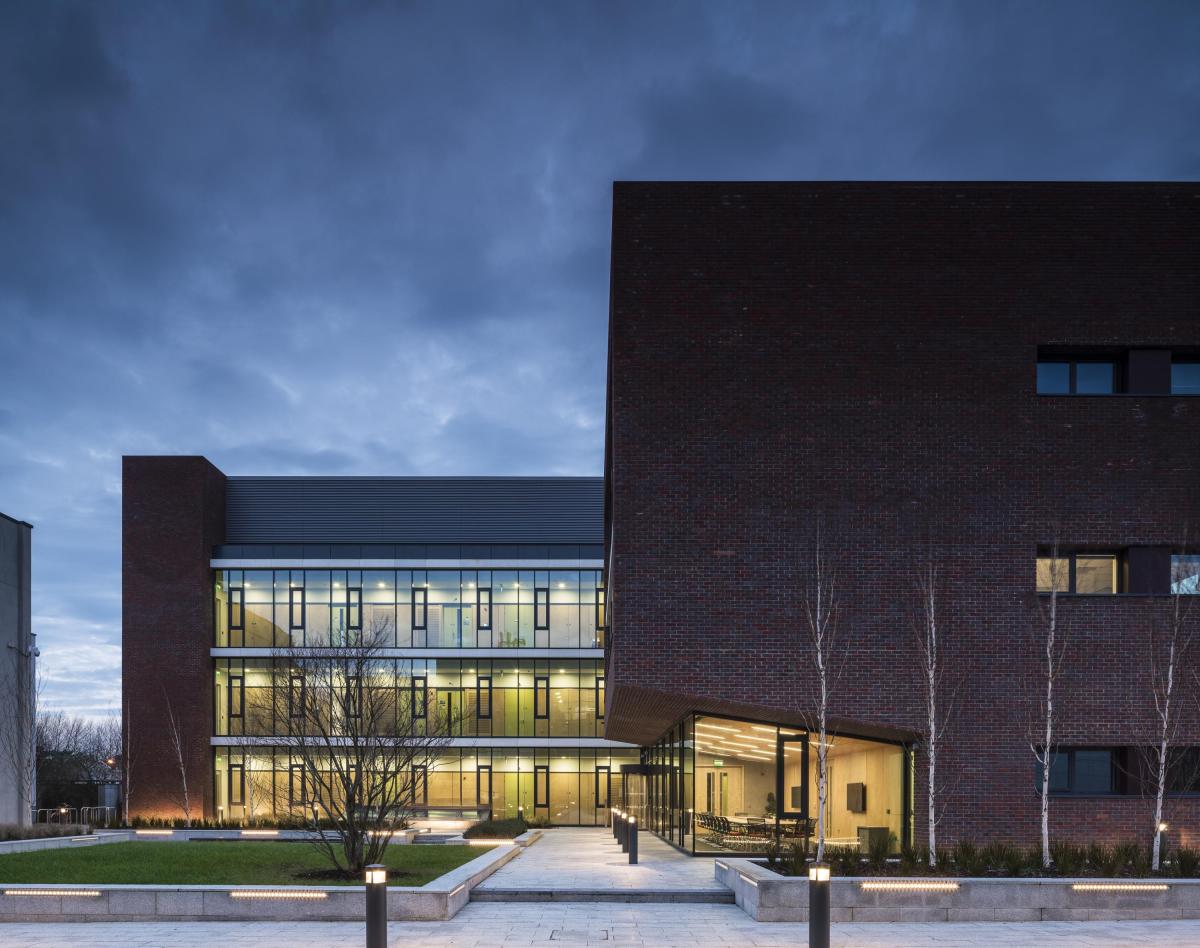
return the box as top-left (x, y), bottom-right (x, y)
top-left (475, 827), bottom-right (721, 895)
top-left (3, 907), bottom-right (1200, 946)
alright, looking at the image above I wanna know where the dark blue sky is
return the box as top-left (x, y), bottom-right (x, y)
top-left (2, 0), bottom-right (1197, 716)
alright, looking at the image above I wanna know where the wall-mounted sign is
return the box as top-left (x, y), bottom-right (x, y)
top-left (712, 759), bottom-right (723, 767)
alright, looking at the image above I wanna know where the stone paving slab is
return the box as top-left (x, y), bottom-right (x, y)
top-left (475, 827), bottom-right (720, 894)
top-left (4, 904), bottom-right (1200, 945)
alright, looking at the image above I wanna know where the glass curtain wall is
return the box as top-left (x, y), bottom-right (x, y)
top-left (645, 713), bottom-right (909, 855)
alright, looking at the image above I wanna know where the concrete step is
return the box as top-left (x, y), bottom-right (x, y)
top-left (470, 887), bottom-right (735, 904)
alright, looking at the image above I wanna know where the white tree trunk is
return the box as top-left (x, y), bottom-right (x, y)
top-left (1152, 635), bottom-right (1176, 871)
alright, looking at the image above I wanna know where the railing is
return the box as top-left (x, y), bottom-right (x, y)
top-left (36, 807), bottom-right (79, 824)
top-left (80, 806), bottom-right (117, 827)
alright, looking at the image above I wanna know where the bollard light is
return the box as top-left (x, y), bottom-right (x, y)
top-left (628, 816), bottom-right (638, 865)
top-left (1159, 822), bottom-right (1169, 833)
top-left (808, 863), bottom-right (830, 948)
top-left (364, 863), bottom-right (387, 948)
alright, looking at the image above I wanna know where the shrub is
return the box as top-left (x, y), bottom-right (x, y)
top-left (867, 832), bottom-right (894, 869)
top-left (1051, 841), bottom-right (1086, 875)
top-left (1112, 841), bottom-right (1141, 877)
top-left (462, 817), bottom-right (528, 839)
top-left (952, 839), bottom-right (983, 876)
top-left (0, 823), bottom-right (91, 842)
top-left (1173, 847), bottom-right (1200, 878)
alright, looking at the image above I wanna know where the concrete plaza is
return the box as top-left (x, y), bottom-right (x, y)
top-left (4, 907), bottom-right (1200, 946)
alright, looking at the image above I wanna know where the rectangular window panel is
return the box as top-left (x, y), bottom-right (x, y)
top-left (1036, 556), bottom-right (1070, 593)
top-left (1047, 752), bottom-right (1069, 794)
top-left (229, 587), bottom-right (244, 631)
top-left (477, 765), bottom-right (492, 806)
top-left (596, 766), bottom-right (610, 808)
top-left (229, 675), bottom-right (244, 720)
top-left (595, 676), bottom-right (605, 720)
top-left (289, 674), bottom-right (305, 719)
top-left (289, 587), bottom-right (305, 630)
top-left (1074, 750), bottom-right (1114, 793)
top-left (1075, 362), bottom-right (1115, 394)
top-left (347, 587), bottom-right (362, 632)
top-left (1171, 362), bottom-right (1200, 395)
top-left (346, 675), bottom-right (362, 720)
top-left (413, 765), bottom-right (427, 805)
top-left (412, 587), bottom-right (428, 631)
top-left (534, 676), bottom-right (549, 719)
top-left (535, 588), bottom-right (550, 630)
top-left (1172, 555), bottom-right (1200, 595)
top-left (229, 764), bottom-right (244, 806)
top-left (477, 587), bottom-right (492, 631)
top-left (1075, 555), bottom-right (1117, 594)
top-left (1037, 361), bottom-right (1070, 394)
top-left (412, 676), bottom-right (427, 719)
top-left (289, 763), bottom-right (307, 806)
top-left (477, 676), bottom-right (492, 720)
top-left (596, 584), bottom-right (607, 631)
top-left (534, 765), bottom-right (549, 807)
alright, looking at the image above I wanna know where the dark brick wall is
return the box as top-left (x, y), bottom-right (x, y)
top-left (604, 182), bottom-right (1200, 847)
top-left (122, 456), bottom-right (226, 819)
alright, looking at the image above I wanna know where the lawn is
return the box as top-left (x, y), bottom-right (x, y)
top-left (0, 841), bottom-right (490, 887)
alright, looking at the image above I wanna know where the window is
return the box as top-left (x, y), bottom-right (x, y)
top-left (596, 584), bottom-right (607, 632)
top-left (345, 675), bottom-right (362, 720)
top-left (534, 765), bottom-right (549, 807)
top-left (534, 676), bottom-right (549, 719)
top-left (477, 586), bottom-right (492, 631)
top-left (595, 676), bottom-right (605, 721)
top-left (289, 586), bottom-right (305, 630)
top-left (476, 765), bottom-right (492, 806)
top-left (1036, 552), bottom-right (1120, 594)
top-left (229, 763), bottom-right (244, 806)
top-left (412, 586), bottom-right (428, 631)
top-left (1172, 555), bottom-right (1200, 595)
top-left (289, 673), bottom-right (306, 719)
top-left (413, 765), bottom-right (427, 805)
top-left (412, 676), bottom-right (427, 719)
top-left (347, 587), bottom-right (362, 633)
top-left (1166, 748), bottom-right (1200, 794)
top-left (289, 763), bottom-right (308, 806)
top-left (535, 587), bottom-right (550, 630)
top-left (476, 676), bottom-right (492, 720)
top-left (228, 675), bottom-right (244, 720)
top-left (229, 587), bottom-right (244, 631)
top-left (1037, 360), bottom-right (1117, 394)
top-left (1172, 362), bottom-right (1200, 395)
top-left (1040, 748), bottom-right (1124, 795)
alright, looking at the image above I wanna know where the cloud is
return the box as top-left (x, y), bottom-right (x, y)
top-left (0, 0), bottom-right (1196, 715)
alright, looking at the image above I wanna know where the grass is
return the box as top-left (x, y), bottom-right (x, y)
top-left (0, 841), bottom-right (490, 887)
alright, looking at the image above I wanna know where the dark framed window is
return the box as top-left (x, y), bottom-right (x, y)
top-left (595, 584), bottom-right (607, 632)
top-left (1036, 551), bottom-right (1121, 594)
top-left (1172, 362), bottom-right (1200, 395)
top-left (412, 586), bottom-right (428, 631)
top-left (1166, 748), bottom-right (1200, 794)
top-left (229, 763), bottom-right (244, 806)
top-left (1037, 359), bottom-right (1118, 394)
top-left (476, 765), bottom-right (492, 806)
top-left (476, 676), bottom-right (492, 720)
top-left (347, 587), bottom-right (362, 632)
top-left (412, 676), bottom-right (427, 719)
top-left (534, 676), bottom-right (549, 719)
top-left (229, 587), bottom-right (244, 632)
top-left (1172, 555), bottom-right (1200, 595)
top-left (1039, 747), bottom-right (1125, 795)
top-left (289, 673), bottom-right (306, 719)
top-left (595, 765), bottom-right (610, 808)
top-left (595, 676), bottom-right (605, 720)
top-left (289, 763), bottom-right (308, 806)
top-left (228, 675), bottom-right (244, 720)
top-left (477, 586), bottom-right (492, 631)
top-left (413, 764), bottom-right (427, 805)
top-left (345, 675), bottom-right (362, 720)
top-left (535, 587), bottom-right (550, 630)
top-left (534, 765), bottom-right (549, 807)
top-left (289, 586), bottom-right (305, 630)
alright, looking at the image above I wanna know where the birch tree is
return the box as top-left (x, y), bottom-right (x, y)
top-left (1030, 542), bottom-right (1067, 870)
top-left (163, 693), bottom-right (192, 827)
top-left (801, 521), bottom-right (844, 863)
top-left (911, 555), bottom-right (957, 867)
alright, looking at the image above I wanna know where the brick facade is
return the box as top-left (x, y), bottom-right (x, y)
top-left (604, 182), bottom-right (1200, 847)
top-left (122, 456), bottom-right (226, 818)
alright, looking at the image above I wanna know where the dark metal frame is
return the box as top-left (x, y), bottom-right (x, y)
top-left (534, 764), bottom-right (549, 807)
top-left (411, 586), bottom-right (428, 631)
top-left (477, 586), bottom-right (492, 631)
top-left (476, 676), bottom-right (492, 720)
top-left (534, 587), bottom-right (550, 630)
top-left (534, 676), bottom-right (549, 719)
top-left (412, 676), bottom-right (428, 719)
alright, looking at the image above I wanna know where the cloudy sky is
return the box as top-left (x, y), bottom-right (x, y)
top-left (2, 0), bottom-right (1197, 717)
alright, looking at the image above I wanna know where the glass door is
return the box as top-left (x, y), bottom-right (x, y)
top-left (776, 730), bottom-right (810, 851)
top-left (623, 771), bottom-right (649, 828)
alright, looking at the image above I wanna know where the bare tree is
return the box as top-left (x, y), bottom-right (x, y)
top-left (800, 520), bottom-right (845, 863)
top-left (163, 692), bottom-right (192, 827)
top-left (910, 553), bottom-right (959, 867)
top-left (1030, 541), bottom-right (1067, 870)
top-left (1141, 552), bottom-right (1197, 870)
top-left (251, 617), bottom-right (454, 876)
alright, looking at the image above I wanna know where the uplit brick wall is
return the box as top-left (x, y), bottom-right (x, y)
top-left (604, 182), bottom-right (1200, 847)
top-left (122, 456), bottom-right (226, 819)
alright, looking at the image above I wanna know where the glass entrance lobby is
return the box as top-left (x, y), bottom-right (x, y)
top-left (641, 714), bottom-right (911, 855)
